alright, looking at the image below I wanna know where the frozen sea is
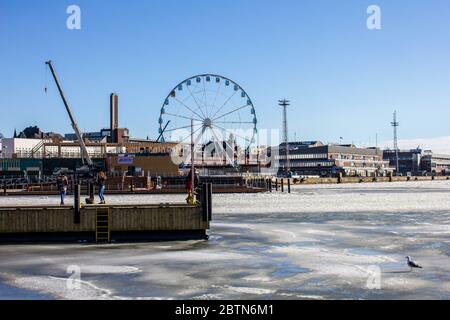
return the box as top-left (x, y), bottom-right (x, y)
top-left (0, 181), bottom-right (449, 300)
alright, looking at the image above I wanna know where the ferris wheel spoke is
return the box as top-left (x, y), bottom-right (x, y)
top-left (210, 80), bottom-right (222, 118)
top-left (211, 140), bottom-right (224, 162)
top-left (209, 129), bottom-right (226, 155)
top-left (173, 97), bottom-right (205, 120)
top-left (195, 126), bottom-right (207, 146)
top-left (212, 104), bottom-right (249, 122)
top-left (210, 89), bottom-right (239, 119)
top-left (186, 85), bottom-right (208, 119)
top-left (177, 125), bottom-right (204, 143)
top-left (215, 121), bottom-right (254, 124)
top-left (202, 80), bottom-right (209, 118)
top-left (164, 112), bottom-right (202, 122)
top-left (218, 133), bottom-right (237, 156)
top-left (165, 123), bottom-right (203, 145)
top-left (210, 127), bottom-right (235, 166)
top-left (163, 123), bottom-right (202, 133)
top-left (184, 127), bottom-right (207, 164)
top-left (211, 123), bottom-right (252, 144)
top-left (218, 132), bottom-right (237, 158)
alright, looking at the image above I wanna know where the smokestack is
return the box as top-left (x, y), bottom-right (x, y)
top-left (110, 93), bottom-right (119, 143)
top-left (110, 93), bottom-right (119, 131)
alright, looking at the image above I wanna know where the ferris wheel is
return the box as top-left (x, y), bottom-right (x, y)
top-left (158, 74), bottom-right (257, 165)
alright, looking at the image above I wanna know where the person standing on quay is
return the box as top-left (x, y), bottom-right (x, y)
top-left (56, 174), bottom-right (68, 205)
top-left (97, 171), bottom-right (107, 204)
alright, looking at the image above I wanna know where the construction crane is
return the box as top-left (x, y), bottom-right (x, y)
top-left (45, 60), bottom-right (94, 171)
top-left (156, 120), bottom-right (171, 143)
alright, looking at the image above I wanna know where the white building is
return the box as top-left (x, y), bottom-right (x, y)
top-left (0, 138), bottom-right (44, 158)
top-left (0, 138), bottom-right (126, 159)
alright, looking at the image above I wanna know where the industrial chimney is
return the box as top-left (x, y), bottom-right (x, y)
top-left (110, 93), bottom-right (119, 143)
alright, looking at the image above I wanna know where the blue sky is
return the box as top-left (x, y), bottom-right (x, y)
top-left (1, 0), bottom-right (450, 149)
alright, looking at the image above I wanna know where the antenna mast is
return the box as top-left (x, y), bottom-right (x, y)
top-left (278, 99), bottom-right (291, 174)
top-left (391, 111), bottom-right (400, 174)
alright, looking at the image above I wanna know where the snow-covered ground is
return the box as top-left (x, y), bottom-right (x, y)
top-left (0, 181), bottom-right (449, 300)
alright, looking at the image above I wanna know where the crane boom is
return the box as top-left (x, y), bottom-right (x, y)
top-left (156, 120), bottom-right (171, 142)
top-left (45, 60), bottom-right (94, 168)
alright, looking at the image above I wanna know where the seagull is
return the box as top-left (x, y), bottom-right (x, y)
top-left (406, 256), bottom-right (423, 270)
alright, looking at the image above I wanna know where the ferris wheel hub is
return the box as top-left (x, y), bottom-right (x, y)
top-left (203, 118), bottom-right (212, 128)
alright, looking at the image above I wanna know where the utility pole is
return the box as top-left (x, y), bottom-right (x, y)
top-left (278, 99), bottom-right (290, 174)
top-left (391, 111), bottom-right (400, 175)
top-left (191, 118), bottom-right (195, 201)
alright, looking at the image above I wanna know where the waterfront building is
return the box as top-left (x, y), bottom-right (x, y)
top-left (64, 129), bottom-right (111, 143)
top-left (0, 138), bottom-right (46, 158)
top-left (383, 148), bottom-right (423, 175)
top-left (420, 151), bottom-right (450, 176)
top-left (276, 141), bottom-right (393, 177)
top-left (106, 153), bottom-right (179, 177)
top-left (383, 148), bottom-right (450, 176)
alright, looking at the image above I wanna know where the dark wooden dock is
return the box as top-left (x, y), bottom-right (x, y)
top-left (0, 203), bottom-right (210, 243)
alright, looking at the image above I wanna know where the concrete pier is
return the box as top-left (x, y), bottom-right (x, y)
top-left (273, 175), bottom-right (450, 186)
top-left (0, 203), bottom-right (209, 243)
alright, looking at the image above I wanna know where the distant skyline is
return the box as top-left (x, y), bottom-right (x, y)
top-left (1, 1), bottom-right (450, 151)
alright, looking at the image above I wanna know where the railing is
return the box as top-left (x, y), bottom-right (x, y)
top-left (30, 140), bottom-right (45, 158)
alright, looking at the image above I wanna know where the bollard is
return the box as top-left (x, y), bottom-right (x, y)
top-left (85, 182), bottom-right (95, 204)
top-left (201, 183), bottom-right (213, 222)
top-left (207, 183), bottom-right (212, 221)
top-left (74, 184), bottom-right (81, 224)
top-left (269, 179), bottom-right (272, 192)
top-left (281, 178), bottom-right (284, 192)
top-left (71, 176), bottom-right (75, 194)
top-left (288, 179), bottom-right (291, 193)
top-left (201, 183), bottom-right (209, 222)
top-left (3, 183), bottom-right (6, 196)
top-left (91, 182), bottom-right (95, 200)
top-left (275, 179), bottom-right (278, 191)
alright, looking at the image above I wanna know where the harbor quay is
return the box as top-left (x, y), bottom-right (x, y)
top-left (0, 203), bottom-right (210, 243)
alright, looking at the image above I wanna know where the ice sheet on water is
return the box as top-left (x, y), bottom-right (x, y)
top-left (1, 181), bottom-right (450, 299)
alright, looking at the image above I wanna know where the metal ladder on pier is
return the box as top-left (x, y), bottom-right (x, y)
top-left (95, 208), bottom-right (110, 243)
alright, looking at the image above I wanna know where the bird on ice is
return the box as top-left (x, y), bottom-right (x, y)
top-left (406, 256), bottom-right (423, 270)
